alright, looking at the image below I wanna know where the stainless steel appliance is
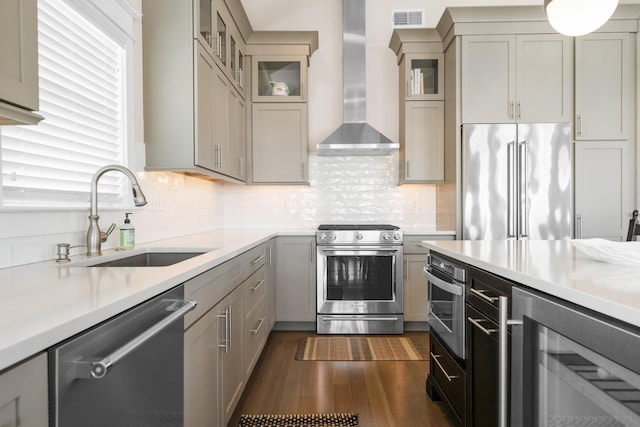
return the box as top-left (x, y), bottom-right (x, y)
top-left (508, 287), bottom-right (640, 427)
top-left (462, 123), bottom-right (572, 240)
top-left (49, 285), bottom-right (196, 427)
top-left (424, 253), bottom-right (467, 360)
top-left (316, 224), bottom-right (403, 334)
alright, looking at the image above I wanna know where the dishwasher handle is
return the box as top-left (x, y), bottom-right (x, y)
top-left (76, 299), bottom-right (196, 379)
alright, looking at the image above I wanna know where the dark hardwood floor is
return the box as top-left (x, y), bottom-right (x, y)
top-left (229, 331), bottom-right (457, 427)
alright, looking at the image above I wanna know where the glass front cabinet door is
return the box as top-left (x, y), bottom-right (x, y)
top-left (252, 56), bottom-right (307, 102)
top-left (403, 53), bottom-right (444, 100)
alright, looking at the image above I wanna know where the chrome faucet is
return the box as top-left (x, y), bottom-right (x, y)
top-left (87, 165), bottom-right (147, 256)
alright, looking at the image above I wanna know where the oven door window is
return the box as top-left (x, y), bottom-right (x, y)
top-left (534, 326), bottom-right (640, 426)
top-left (325, 254), bottom-right (394, 301)
top-left (429, 280), bottom-right (455, 332)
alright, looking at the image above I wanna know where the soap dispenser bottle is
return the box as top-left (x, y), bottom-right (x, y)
top-left (119, 212), bottom-right (135, 249)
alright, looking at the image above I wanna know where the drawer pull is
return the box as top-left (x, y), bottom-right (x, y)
top-left (250, 279), bottom-right (265, 292)
top-left (251, 317), bottom-right (266, 334)
top-left (250, 254), bottom-right (266, 265)
top-left (470, 287), bottom-right (499, 304)
top-left (430, 352), bottom-right (459, 382)
top-left (468, 317), bottom-right (497, 335)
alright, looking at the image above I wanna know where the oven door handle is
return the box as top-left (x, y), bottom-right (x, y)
top-left (423, 267), bottom-right (463, 296)
top-left (319, 247), bottom-right (400, 254)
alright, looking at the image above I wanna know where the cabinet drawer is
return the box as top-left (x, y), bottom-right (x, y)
top-left (184, 257), bottom-right (242, 328)
top-left (241, 243), bottom-right (267, 279)
top-left (430, 332), bottom-right (466, 422)
top-left (467, 265), bottom-right (513, 322)
top-left (244, 302), bottom-right (268, 377)
top-left (243, 265), bottom-right (266, 316)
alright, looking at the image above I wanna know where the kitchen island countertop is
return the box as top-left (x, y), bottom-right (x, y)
top-left (420, 240), bottom-right (640, 329)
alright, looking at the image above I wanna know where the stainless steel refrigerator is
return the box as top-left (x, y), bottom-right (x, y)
top-left (462, 123), bottom-right (572, 240)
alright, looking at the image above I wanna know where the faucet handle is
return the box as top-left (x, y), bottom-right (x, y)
top-left (101, 223), bottom-right (117, 243)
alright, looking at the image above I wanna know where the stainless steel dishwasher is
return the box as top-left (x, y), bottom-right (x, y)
top-left (49, 285), bottom-right (196, 427)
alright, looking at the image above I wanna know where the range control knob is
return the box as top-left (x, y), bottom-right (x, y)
top-left (319, 233), bottom-right (327, 241)
top-left (356, 233), bottom-right (364, 241)
top-left (393, 233), bottom-right (402, 241)
top-left (330, 233), bottom-right (337, 240)
top-left (382, 233), bottom-right (391, 240)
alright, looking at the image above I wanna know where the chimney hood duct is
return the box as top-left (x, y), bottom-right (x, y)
top-left (317, 0), bottom-right (399, 156)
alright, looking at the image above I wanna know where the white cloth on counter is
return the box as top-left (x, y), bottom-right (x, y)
top-left (570, 238), bottom-right (640, 267)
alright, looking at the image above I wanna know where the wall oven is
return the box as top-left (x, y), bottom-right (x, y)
top-left (509, 287), bottom-right (640, 427)
top-left (424, 252), bottom-right (467, 360)
top-left (316, 224), bottom-right (403, 334)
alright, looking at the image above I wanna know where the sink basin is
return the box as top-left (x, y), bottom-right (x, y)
top-left (92, 251), bottom-right (206, 267)
top-left (65, 247), bottom-right (216, 267)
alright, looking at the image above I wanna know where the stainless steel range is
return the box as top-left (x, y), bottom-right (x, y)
top-left (316, 224), bottom-right (404, 334)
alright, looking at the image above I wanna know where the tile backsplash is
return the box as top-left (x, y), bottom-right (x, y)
top-left (0, 153), bottom-right (437, 268)
top-left (223, 153), bottom-right (436, 229)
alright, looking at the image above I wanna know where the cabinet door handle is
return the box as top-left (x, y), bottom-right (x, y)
top-left (577, 113), bottom-right (583, 137)
top-left (509, 101), bottom-right (514, 120)
top-left (470, 287), bottom-right (499, 304)
top-left (577, 213), bottom-right (583, 239)
top-left (430, 352), bottom-right (459, 382)
top-left (406, 161), bottom-right (410, 178)
top-left (218, 307), bottom-right (230, 354)
top-left (468, 317), bottom-right (497, 335)
top-left (517, 101), bottom-right (522, 120)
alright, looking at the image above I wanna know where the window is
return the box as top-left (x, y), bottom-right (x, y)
top-left (0, 0), bottom-right (131, 208)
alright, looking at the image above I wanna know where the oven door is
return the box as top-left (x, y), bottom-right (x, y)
top-left (317, 245), bottom-right (403, 315)
top-left (425, 265), bottom-right (466, 360)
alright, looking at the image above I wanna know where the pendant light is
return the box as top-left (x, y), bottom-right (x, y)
top-left (544, 0), bottom-right (618, 36)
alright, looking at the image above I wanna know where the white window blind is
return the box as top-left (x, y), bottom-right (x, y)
top-left (0, 0), bottom-right (126, 208)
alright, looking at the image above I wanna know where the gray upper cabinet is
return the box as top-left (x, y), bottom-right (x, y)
top-left (0, 0), bottom-right (43, 125)
top-left (142, 0), bottom-right (248, 183)
top-left (389, 29), bottom-right (445, 184)
top-left (461, 33), bottom-right (572, 124)
top-left (251, 103), bottom-right (308, 183)
top-left (246, 32), bottom-right (317, 184)
top-left (575, 33), bottom-right (631, 141)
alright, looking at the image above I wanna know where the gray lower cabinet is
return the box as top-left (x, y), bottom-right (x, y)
top-left (217, 286), bottom-right (245, 427)
top-left (276, 236), bottom-right (316, 324)
top-left (0, 352), bottom-right (48, 427)
top-left (403, 235), bottom-right (454, 324)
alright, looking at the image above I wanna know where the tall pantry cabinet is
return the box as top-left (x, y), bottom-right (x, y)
top-left (574, 30), bottom-right (637, 241)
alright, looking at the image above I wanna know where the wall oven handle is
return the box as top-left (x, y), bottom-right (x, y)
top-left (75, 299), bottom-right (196, 380)
top-left (499, 296), bottom-right (523, 427)
top-left (423, 267), bottom-right (463, 296)
top-left (430, 352), bottom-right (459, 382)
top-left (469, 287), bottom-right (499, 304)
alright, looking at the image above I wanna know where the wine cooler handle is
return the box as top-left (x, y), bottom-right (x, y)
top-left (499, 296), bottom-right (523, 427)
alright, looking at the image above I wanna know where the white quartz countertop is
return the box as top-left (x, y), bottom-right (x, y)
top-left (420, 240), bottom-right (640, 329)
top-left (0, 228), bottom-right (314, 372)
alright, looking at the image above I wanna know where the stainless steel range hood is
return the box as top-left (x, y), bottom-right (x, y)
top-left (317, 0), bottom-right (398, 156)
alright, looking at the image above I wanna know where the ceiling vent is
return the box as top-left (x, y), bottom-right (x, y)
top-left (392, 9), bottom-right (425, 28)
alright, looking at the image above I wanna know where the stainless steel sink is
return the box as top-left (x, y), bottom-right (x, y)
top-left (91, 251), bottom-right (206, 267)
top-left (64, 247), bottom-right (216, 267)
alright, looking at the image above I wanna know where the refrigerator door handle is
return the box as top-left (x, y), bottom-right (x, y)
top-left (518, 140), bottom-right (529, 239)
top-left (507, 141), bottom-right (517, 239)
